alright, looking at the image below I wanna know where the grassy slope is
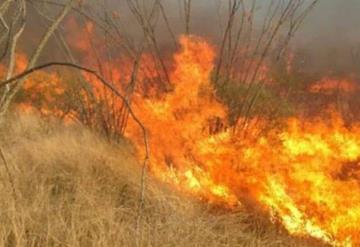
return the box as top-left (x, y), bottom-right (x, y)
top-left (0, 114), bottom-right (325, 247)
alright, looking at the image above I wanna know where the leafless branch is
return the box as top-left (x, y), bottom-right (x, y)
top-left (0, 61), bottom-right (150, 247)
top-left (0, 0), bottom-right (74, 121)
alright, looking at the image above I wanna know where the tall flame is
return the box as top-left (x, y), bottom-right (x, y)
top-left (127, 36), bottom-right (237, 204)
top-left (126, 36), bottom-right (360, 246)
top-left (4, 32), bottom-right (360, 246)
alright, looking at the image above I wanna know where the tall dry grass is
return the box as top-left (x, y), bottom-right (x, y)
top-left (0, 114), bottom-right (324, 247)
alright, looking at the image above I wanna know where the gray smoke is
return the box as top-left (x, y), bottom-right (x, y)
top-left (294, 0), bottom-right (360, 75)
top-left (24, 0), bottom-right (360, 75)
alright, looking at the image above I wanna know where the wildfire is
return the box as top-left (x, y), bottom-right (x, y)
top-left (4, 33), bottom-right (360, 246)
top-left (126, 36), bottom-right (360, 246)
top-left (127, 36), bottom-right (238, 205)
top-left (0, 53), bottom-right (69, 118)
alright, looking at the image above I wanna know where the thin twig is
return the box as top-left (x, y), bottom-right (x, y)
top-left (0, 0), bottom-right (73, 120)
top-left (0, 61), bottom-right (150, 246)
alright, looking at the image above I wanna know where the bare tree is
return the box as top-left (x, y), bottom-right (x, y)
top-left (212, 0), bottom-right (319, 133)
top-left (0, 60), bottom-right (149, 247)
top-left (0, 0), bottom-right (74, 122)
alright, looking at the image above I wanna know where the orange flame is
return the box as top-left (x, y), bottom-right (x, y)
top-left (4, 33), bottom-right (360, 246)
top-left (126, 36), bottom-right (360, 246)
top-left (127, 36), bottom-right (237, 204)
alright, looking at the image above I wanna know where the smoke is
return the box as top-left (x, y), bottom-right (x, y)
top-left (294, 0), bottom-right (360, 76)
top-left (299, 0), bottom-right (360, 45)
top-left (22, 0), bottom-right (360, 76)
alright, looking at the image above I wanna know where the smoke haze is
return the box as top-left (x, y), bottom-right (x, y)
top-left (24, 0), bottom-right (360, 76)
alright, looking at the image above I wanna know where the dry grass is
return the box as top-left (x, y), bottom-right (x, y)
top-left (0, 114), bottom-right (325, 247)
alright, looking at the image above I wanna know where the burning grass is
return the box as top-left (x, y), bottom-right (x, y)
top-left (0, 114), bottom-right (324, 247)
top-left (124, 36), bottom-right (360, 246)
top-left (2, 1), bottom-right (360, 246)
top-left (1, 35), bottom-right (360, 247)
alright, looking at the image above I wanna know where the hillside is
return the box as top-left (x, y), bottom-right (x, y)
top-left (0, 114), bottom-right (325, 247)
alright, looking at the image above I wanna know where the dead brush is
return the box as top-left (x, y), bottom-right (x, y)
top-left (0, 114), bottom-right (324, 247)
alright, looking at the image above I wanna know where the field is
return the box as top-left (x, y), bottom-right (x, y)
top-left (0, 114), bottom-right (325, 247)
